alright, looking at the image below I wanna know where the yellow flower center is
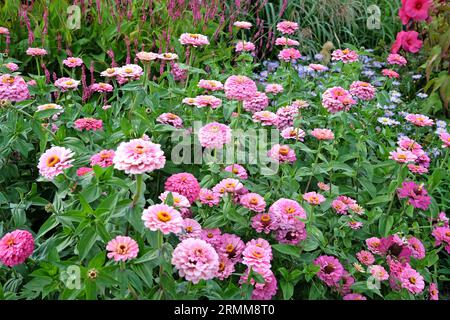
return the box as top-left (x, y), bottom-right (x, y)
top-left (225, 244), bottom-right (234, 253)
top-left (279, 146), bottom-right (289, 155)
top-left (117, 244), bottom-right (128, 254)
top-left (249, 198), bottom-right (259, 205)
top-left (157, 211), bottom-right (171, 222)
top-left (46, 155), bottom-right (60, 167)
top-left (261, 214), bottom-right (271, 223)
top-left (185, 226), bottom-right (193, 233)
top-left (409, 277), bottom-right (416, 284)
top-left (134, 145), bottom-right (145, 154)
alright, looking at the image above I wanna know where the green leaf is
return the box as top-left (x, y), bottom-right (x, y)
top-left (77, 227), bottom-right (98, 260)
top-left (272, 244), bottom-right (300, 258)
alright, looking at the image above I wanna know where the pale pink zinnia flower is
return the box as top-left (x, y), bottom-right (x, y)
top-left (331, 48), bottom-right (359, 63)
top-left (303, 192), bottom-right (325, 205)
top-left (265, 83), bottom-right (284, 94)
top-left (4, 62), bottom-right (19, 72)
top-left (91, 82), bottom-right (113, 93)
top-left (179, 33), bottom-right (209, 47)
top-left (356, 250), bottom-right (375, 266)
top-left (233, 21), bottom-right (252, 29)
top-left (281, 127), bottom-right (306, 141)
top-left (38, 146), bottom-right (74, 180)
top-left (243, 91), bottom-right (269, 113)
top-left (179, 218), bottom-right (202, 240)
top-left (224, 164), bottom-right (248, 179)
top-left (322, 86), bottom-right (356, 113)
top-left (240, 192), bottom-right (266, 213)
top-left (113, 138), bottom-right (166, 174)
top-left (198, 79), bottom-right (223, 91)
top-left (0, 230), bottom-right (34, 267)
top-left (252, 111), bottom-right (278, 126)
top-left (198, 122), bottom-right (232, 149)
top-left (0, 74), bottom-right (30, 102)
top-left (366, 237), bottom-right (382, 254)
top-left (158, 53), bottom-right (178, 61)
top-left (171, 238), bottom-right (219, 284)
top-left (267, 144), bottom-right (296, 164)
top-left (400, 267), bottom-right (424, 294)
top-left (311, 128), bottom-right (334, 140)
top-left (136, 51), bottom-right (159, 62)
top-left (405, 113), bottom-right (434, 127)
top-left (159, 191), bottom-right (190, 208)
top-left (317, 182), bottom-right (330, 191)
top-left (242, 243), bottom-right (272, 271)
top-left (278, 48), bottom-right (301, 62)
top-left (26, 47), bottom-right (47, 56)
top-left (90, 149), bottom-right (115, 167)
top-left (349, 81), bottom-right (376, 101)
top-left (429, 283), bottom-right (439, 300)
top-left (118, 64), bottom-right (143, 79)
top-left (275, 37), bottom-right (299, 46)
top-left (389, 148), bottom-right (417, 163)
top-left (198, 188), bottom-right (221, 207)
top-left (276, 21), bottom-right (299, 35)
top-left (269, 198), bottom-right (306, 224)
top-left (63, 57), bottom-right (83, 68)
top-left (308, 63), bottom-right (328, 72)
top-left (348, 221), bottom-right (363, 229)
top-left (54, 77), bottom-right (80, 91)
top-left (387, 53), bottom-right (407, 66)
top-left (156, 113), bottom-right (183, 128)
top-left (142, 204), bottom-right (183, 234)
top-left (224, 75), bottom-right (257, 101)
top-left (235, 41), bottom-right (255, 53)
top-left (439, 132), bottom-right (450, 148)
top-left (369, 265), bottom-right (389, 281)
top-left (213, 178), bottom-right (243, 194)
top-left (36, 103), bottom-right (63, 120)
top-left (194, 95), bottom-right (222, 109)
top-left (106, 236), bottom-right (139, 262)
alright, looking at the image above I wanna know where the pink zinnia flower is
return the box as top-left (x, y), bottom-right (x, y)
top-left (100, 67), bottom-right (120, 77)
top-left (311, 128), bottom-right (334, 140)
top-left (275, 37), bottom-right (299, 46)
top-left (171, 238), bottom-right (219, 284)
top-left (303, 192), bottom-right (325, 205)
top-left (74, 118), bottom-right (103, 131)
top-left (54, 77), bottom-right (80, 91)
top-left (233, 21), bottom-right (252, 29)
top-left (26, 47), bottom-right (47, 56)
top-left (318, 182), bottom-right (330, 191)
top-left (382, 69), bottom-right (400, 79)
top-left (217, 233), bottom-right (245, 263)
top-left (235, 41), bottom-right (255, 53)
top-left (90, 149), bottom-right (115, 168)
top-left (366, 237), bottom-right (383, 254)
top-left (156, 113), bottom-right (183, 128)
top-left (387, 53), bottom-right (407, 66)
top-left (407, 236), bottom-right (425, 259)
top-left (276, 21), bottom-right (298, 35)
top-left (322, 87), bottom-right (356, 113)
top-left (349, 81), bottom-right (376, 101)
top-left (159, 191), bottom-right (190, 208)
top-left (331, 48), bottom-right (359, 63)
top-left (348, 221), bottom-right (363, 229)
top-left (314, 255), bottom-right (344, 286)
top-left (278, 48), bottom-right (301, 62)
top-left (281, 127), bottom-right (305, 141)
top-left (63, 57), bottom-right (83, 68)
top-left (269, 198), bottom-right (306, 224)
top-left (389, 148), bottom-right (417, 163)
top-left (308, 63), bottom-right (329, 72)
top-left (113, 138), bottom-right (166, 174)
top-left (343, 293), bottom-right (366, 300)
top-left (0, 27), bottom-right (9, 35)
top-left (194, 95), bottom-right (222, 109)
top-left (118, 64), bottom-right (143, 79)
top-left (198, 122), bottom-right (232, 149)
top-left (91, 82), bottom-right (113, 93)
top-left (397, 181), bottom-right (431, 210)
top-left (242, 242), bottom-right (272, 271)
top-left (240, 268), bottom-right (278, 300)
top-left (268, 144), bottom-right (296, 164)
top-left (224, 75), bottom-right (257, 101)
top-left (216, 254), bottom-right (235, 280)
top-left (4, 62), bottom-right (19, 72)
top-left (198, 188), bottom-right (221, 207)
top-left (243, 91), bottom-right (269, 113)
top-left (179, 218), bottom-right (202, 240)
top-left (252, 111), bottom-right (278, 126)
top-left (0, 230), bottom-right (34, 267)
top-left (400, 267), bottom-right (424, 294)
top-left (429, 283), bottom-right (439, 300)
top-left (158, 53), bottom-right (178, 61)
top-left (0, 74), bottom-right (30, 102)
top-left (224, 164), bottom-right (248, 179)
top-left (165, 172), bottom-right (201, 203)
top-left (251, 213), bottom-right (279, 234)
top-left (275, 104), bottom-right (299, 130)
top-left (136, 51), bottom-right (158, 62)
top-left (369, 265), bottom-right (389, 281)
top-left (356, 250), bottom-right (375, 266)
top-left (200, 228), bottom-right (222, 246)
top-left (198, 79), bottom-right (223, 91)
top-left (276, 220), bottom-right (307, 245)
top-left (142, 204), bottom-right (183, 234)
top-left (265, 83), bottom-right (284, 94)
top-left (38, 146), bottom-right (74, 180)
top-left (76, 167), bottom-right (93, 176)
top-left (179, 33), bottom-right (209, 47)
top-left (405, 113), bottom-right (434, 127)
top-left (240, 193), bottom-right (266, 213)
top-left (439, 132), bottom-right (450, 148)
top-left (106, 236), bottom-right (139, 262)
top-left (213, 178), bottom-right (243, 195)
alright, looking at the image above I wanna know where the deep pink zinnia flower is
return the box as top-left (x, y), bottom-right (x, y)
top-left (165, 172), bottom-right (201, 203)
top-left (74, 118), bottom-right (103, 131)
top-left (399, 0), bottom-right (432, 25)
top-left (224, 75), bottom-right (257, 101)
top-left (0, 230), bottom-right (34, 267)
top-left (314, 255), bottom-right (344, 287)
top-left (397, 181), bottom-right (431, 210)
top-left (90, 149), bottom-right (115, 168)
top-left (251, 213), bottom-right (279, 234)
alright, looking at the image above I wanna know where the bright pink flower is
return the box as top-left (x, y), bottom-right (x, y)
top-left (439, 132), bottom-right (450, 148)
top-left (179, 218), bottom-right (202, 240)
top-left (405, 113), bottom-right (434, 126)
top-left (366, 237), bottom-right (382, 254)
top-left (113, 138), bottom-right (166, 174)
top-left (278, 48), bottom-right (301, 62)
top-left (400, 267), bottom-right (424, 294)
top-left (216, 233), bottom-right (245, 263)
top-left (275, 220), bottom-right (307, 245)
top-left (400, 0), bottom-right (432, 24)
top-left (106, 236), bottom-right (139, 262)
top-left (63, 57), bottom-right (83, 68)
top-left (90, 149), bottom-right (115, 168)
top-left (4, 62), bottom-right (19, 72)
top-left (369, 265), bottom-right (389, 281)
top-left (398, 136), bottom-right (423, 154)
top-left (311, 128), bottom-right (334, 140)
top-left (240, 193), bottom-right (266, 213)
top-left (240, 267), bottom-right (278, 300)
top-left (268, 144), bottom-right (296, 164)
top-left (243, 91), bottom-right (269, 113)
top-left (397, 181), bottom-right (431, 210)
top-left (356, 250), bottom-right (375, 266)
top-left (387, 53), bottom-right (407, 66)
top-left (314, 255), bottom-right (344, 286)
top-left (224, 164), bottom-right (248, 179)
top-left (265, 83), bottom-right (283, 94)
top-left (165, 173), bottom-right (201, 203)
top-left (179, 33), bottom-right (209, 47)
top-left (331, 48), bottom-right (359, 63)
top-left (74, 118), bottom-right (103, 131)
top-left (331, 199), bottom-right (348, 214)
top-left (269, 198), bottom-right (306, 224)
top-left (391, 31), bottom-right (423, 54)
top-left (224, 75), bottom-right (257, 101)
top-left (170, 62), bottom-right (188, 81)
top-left (322, 87), bottom-right (356, 113)
top-left (171, 238), bottom-right (219, 284)
top-left (389, 148), bottom-right (417, 163)
top-left (429, 283), bottom-right (439, 300)
top-left (407, 164), bottom-right (428, 175)
top-left (0, 230), bottom-right (34, 267)
top-left (198, 79), bottom-right (223, 91)
top-left (26, 47), bottom-right (47, 56)
top-left (156, 113), bottom-right (183, 128)
top-left (349, 81), bottom-right (376, 101)
top-left (198, 188), bottom-right (221, 207)
top-left (343, 293), bottom-right (366, 300)
top-left (76, 167), bottom-right (93, 176)
top-left (252, 111), bottom-right (278, 126)
top-left (276, 21), bottom-right (299, 35)
top-left (38, 146), bottom-right (74, 180)
top-left (251, 213), bottom-right (279, 234)
top-left (142, 204), bottom-right (183, 234)
top-left (407, 236), bottom-right (426, 259)
top-left (382, 69), bottom-right (400, 78)
top-left (198, 122), bottom-right (232, 149)
top-left (0, 74), bottom-right (30, 102)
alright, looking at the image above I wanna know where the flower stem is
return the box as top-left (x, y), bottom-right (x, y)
top-left (131, 174), bottom-right (144, 208)
top-left (304, 141), bottom-right (322, 194)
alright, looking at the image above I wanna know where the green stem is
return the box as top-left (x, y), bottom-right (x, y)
top-left (304, 141), bottom-right (322, 194)
top-left (131, 174), bottom-right (144, 208)
top-left (386, 164), bottom-right (404, 216)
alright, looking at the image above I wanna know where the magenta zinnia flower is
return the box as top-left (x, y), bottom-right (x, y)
top-left (74, 118), bottom-right (103, 131)
top-left (0, 230), bottom-right (34, 267)
top-left (251, 213), bottom-right (279, 234)
top-left (165, 172), bottom-right (201, 203)
top-left (397, 181), bottom-right (431, 210)
top-left (314, 255), bottom-right (344, 286)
